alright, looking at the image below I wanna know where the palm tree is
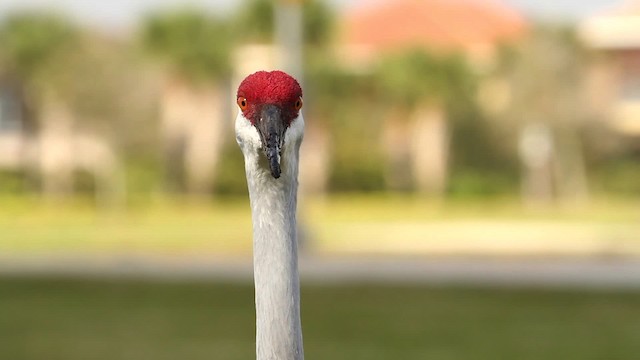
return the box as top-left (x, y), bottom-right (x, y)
top-left (235, 0), bottom-right (333, 48)
top-left (0, 13), bottom-right (77, 79)
top-left (294, 0), bottom-right (334, 196)
top-left (140, 9), bottom-right (232, 197)
top-left (498, 26), bottom-right (591, 206)
top-left (0, 13), bottom-right (140, 205)
top-left (0, 13), bottom-right (79, 197)
top-left (235, 0), bottom-right (336, 196)
top-left (376, 49), bottom-right (475, 196)
top-left (0, 12), bottom-right (78, 137)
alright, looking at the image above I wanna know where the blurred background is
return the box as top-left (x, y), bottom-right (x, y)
top-left (0, 0), bottom-right (639, 359)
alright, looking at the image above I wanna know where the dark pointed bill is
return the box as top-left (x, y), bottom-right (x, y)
top-left (256, 104), bottom-right (285, 178)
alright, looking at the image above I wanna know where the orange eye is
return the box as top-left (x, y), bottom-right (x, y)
top-left (294, 97), bottom-right (303, 111)
top-left (237, 97), bottom-right (248, 110)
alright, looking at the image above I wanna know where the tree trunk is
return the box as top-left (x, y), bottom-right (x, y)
top-left (160, 79), bottom-right (227, 198)
top-left (553, 127), bottom-right (589, 206)
top-left (161, 79), bottom-right (189, 193)
top-left (518, 123), bottom-right (554, 207)
top-left (299, 121), bottom-right (330, 196)
top-left (411, 105), bottom-right (449, 197)
top-left (183, 83), bottom-right (226, 197)
top-left (382, 109), bottom-right (412, 191)
top-left (39, 97), bottom-right (74, 200)
top-left (72, 133), bottom-right (125, 209)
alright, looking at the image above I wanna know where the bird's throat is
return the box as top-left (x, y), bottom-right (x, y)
top-left (246, 158), bottom-right (304, 360)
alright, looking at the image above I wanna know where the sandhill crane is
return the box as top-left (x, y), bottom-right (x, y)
top-left (235, 70), bottom-right (305, 360)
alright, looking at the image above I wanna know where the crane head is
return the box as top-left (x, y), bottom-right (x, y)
top-left (235, 70), bottom-right (304, 179)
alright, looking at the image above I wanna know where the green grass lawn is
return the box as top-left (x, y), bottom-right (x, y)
top-left (1, 276), bottom-right (639, 360)
top-left (1, 195), bottom-right (638, 257)
top-left (0, 198), bottom-right (254, 255)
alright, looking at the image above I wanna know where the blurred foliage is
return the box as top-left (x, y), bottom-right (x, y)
top-left (373, 48), bottom-right (519, 193)
top-left (328, 96), bottom-right (387, 193)
top-left (500, 26), bottom-right (593, 128)
top-left (235, 0), bottom-right (274, 43)
top-left (302, 0), bottom-right (335, 48)
top-left (376, 50), bottom-right (476, 110)
top-left (0, 12), bottom-right (155, 140)
top-left (594, 156), bottom-right (640, 195)
top-left (236, 0), bottom-right (334, 46)
top-left (491, 26), bottom-right (614, 202)
top-left (448, 171), bottom-right (518, 199)
top-left (305, 58), bottom-right (386, 192)
top-left (0, 4), bottom-right (637, 201)
top-left (123, 157), bottom-right (163, 201)
top-left (0, 170), bottom-right (28, 193)
top-left (140, 9), bottom-right (232, 83)
top-left (213, 142), bottom-right (249, 196)
top-left (60, 36), bottom-right (156, 138)
top-left (447, 91), bottom-right (520, 194)
top-left (0, 12), bottom-right (78, 79)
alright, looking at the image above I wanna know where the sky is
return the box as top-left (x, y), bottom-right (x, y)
top-left (0, 0), bottom-right (621, 30)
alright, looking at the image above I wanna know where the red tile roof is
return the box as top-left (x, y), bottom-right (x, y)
top-left (341, 0), bottom-right (527, 53)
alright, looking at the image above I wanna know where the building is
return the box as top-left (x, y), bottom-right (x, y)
top-left (0, 75), bottom-right (123, 204)
top-left (580, 1), bottom-right (640, 136)
top-left (333, 0), bottom-right (527, 194)
top-left (337, 0), bottom-right (526, 71)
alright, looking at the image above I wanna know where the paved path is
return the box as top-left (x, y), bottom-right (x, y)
top-left (1, 255), bottom-right (639, 290)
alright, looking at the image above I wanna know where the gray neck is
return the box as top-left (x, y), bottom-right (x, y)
top-left (245, 151), bottom-right (304, 360)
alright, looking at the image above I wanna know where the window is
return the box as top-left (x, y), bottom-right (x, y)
top-left (0, 87), bottom-right (22, 133)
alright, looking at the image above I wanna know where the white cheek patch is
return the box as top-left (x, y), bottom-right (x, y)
top-left (284, 114), bottom-right (305, 151)
top-left (235, 112), bottom-right (262, 151)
